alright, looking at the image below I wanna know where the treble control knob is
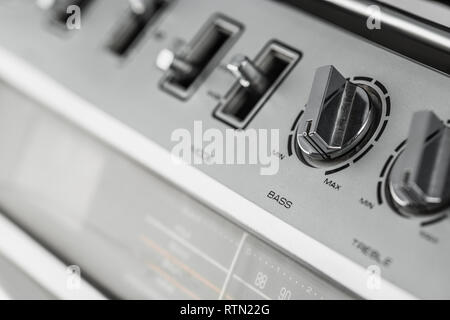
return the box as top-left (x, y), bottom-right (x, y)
top-left (296, 65), bottom-right (380, 164)
top-left (388, 111), bottom-right (450, 216)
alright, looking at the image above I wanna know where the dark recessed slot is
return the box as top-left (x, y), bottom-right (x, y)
top-left (51, 0), bottom-right (94, 26)
top-left (214, 42), bottom-right (301, 129)
top-left (109, 0), bottom-right (170, 56)
top-left (260, 51), bottom-right (291, 84)
top-left (221, 89), bottom-right (260, 122)
top-left (168, 25), bottom-right (232, 90)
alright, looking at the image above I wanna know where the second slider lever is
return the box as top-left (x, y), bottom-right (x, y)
top-left (226, 54), bottom-right (270, 95)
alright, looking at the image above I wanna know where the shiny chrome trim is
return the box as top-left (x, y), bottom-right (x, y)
top-left (282, 0), bottom-right (450, 75)
top-left (328, 0), bottom-right (450, 51)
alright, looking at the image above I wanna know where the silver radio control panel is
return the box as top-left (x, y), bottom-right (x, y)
top-left (0, 0), bottom-right (449, 299)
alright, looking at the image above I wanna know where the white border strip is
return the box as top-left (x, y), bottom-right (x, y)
top-left (0, 214), bottom-right (105, 300)
top-left (0, 46), bottom-right (416, 300)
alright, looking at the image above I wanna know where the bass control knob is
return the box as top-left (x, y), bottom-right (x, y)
top-left (296, 65), bottom-right (380, 163)
top-left (388, 111), bottom-right (450, 216)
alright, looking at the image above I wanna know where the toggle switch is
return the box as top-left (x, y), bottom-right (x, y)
top-left (214, 41), bottom-right (301, 129)
top-left (388, 111), bottom-right (450, 216)
top-left (226, 54), bottom-right (270, 95)
top-left (158, 15), bottom-right (243, 100)
top-left (157, 45), bottom-right (199, 86)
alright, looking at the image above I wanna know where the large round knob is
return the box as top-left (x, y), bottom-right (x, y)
top-left (296, 65), bottom-right (380, 163)
top-left (388, 111), bottom-right (450, 216)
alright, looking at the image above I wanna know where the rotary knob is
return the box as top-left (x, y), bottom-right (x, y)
top-left (388, 111), bottom-right (450, 216)
top-left (296, 65), bottom-right (380, 163)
